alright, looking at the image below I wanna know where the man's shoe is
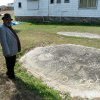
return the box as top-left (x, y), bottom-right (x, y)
top-left (6, 71), bottom-right (9, 76)
top-left (8, 75), bottom-right (16, 80)
top-left (6, 72), bottom-right (15, 80)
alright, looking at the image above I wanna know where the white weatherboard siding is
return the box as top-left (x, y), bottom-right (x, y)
top-left (37, 0), bottom-right (49, 16)
top-left (27, 1), bottom-right (39, 10)
top-left (14, 0), bottom-right (100, 17)
top-left (14, 0), bottom-right (49, 16)
top-left (14, 0), bottom-right (27, 16)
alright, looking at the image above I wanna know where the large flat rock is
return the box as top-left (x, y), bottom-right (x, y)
top-left (57, 32), bottom-right (100, 39)
top-left (20, 44), bottom-right (100, 99)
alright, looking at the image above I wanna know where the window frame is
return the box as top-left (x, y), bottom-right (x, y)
top-left (64, 0), bottom-right (70, 3)
top-left (50, 0), bottom-right (55, 4)
top-left (79, 0), bottom-right (98, 9)
top-left (27, 0), bottom-right (39, 10)
top-left (18, 2), bottom-right (22, 8)
top-left (56, 0), bottom-right (61, 3)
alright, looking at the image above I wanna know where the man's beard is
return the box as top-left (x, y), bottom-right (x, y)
top-left (5, 22), bottom-right (12, 27)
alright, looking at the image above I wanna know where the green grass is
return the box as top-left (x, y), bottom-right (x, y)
top-left (15, 63), bottom-right (62, 100)
top-left (14, 22), bottom-right (100, 99)
top-left (15, 22), bottom-right (100, 52)
top-left (1, 21), bottom-right (100, 99)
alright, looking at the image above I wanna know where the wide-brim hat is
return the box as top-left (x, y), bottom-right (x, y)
top-left (2, 13), bottom-right (13, 20)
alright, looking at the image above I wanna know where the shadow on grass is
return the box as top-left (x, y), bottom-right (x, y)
top-left (0, 73), bottom-right (42, 100)
top-left (11, 77), bottom-right (43, 100)
top-left (10, 72), bottom-right (61, 100)
top-left (0, 73), bottom-right (69, 100)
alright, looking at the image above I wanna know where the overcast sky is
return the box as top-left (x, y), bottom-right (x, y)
top-left (0, 0), bottom-right (14, 6)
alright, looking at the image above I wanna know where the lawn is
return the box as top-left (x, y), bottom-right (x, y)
top-left (16, 22), bottom-right (100, 52)
top-left (15, 22), bottom-right (100, 99)
top-left (0, 21), bottom-right (100, 99)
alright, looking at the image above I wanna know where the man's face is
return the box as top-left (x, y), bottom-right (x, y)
top-left (3, 18), bottom-right (12, 26)
top-left (3, 18), bottom-right (12, 23)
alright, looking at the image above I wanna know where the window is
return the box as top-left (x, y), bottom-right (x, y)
top-left (18, 2), bottom-right (22, 8)
top-left (79, 0), bottom-right (97, 8)
top-left (57, 0), bottom-right (61, 3)
top-left (50, 0), bottom-right (54, 4)
top-left (64, 0), bottom-right (69, 3)
top-left (27, 1), bottom-right (39, 10)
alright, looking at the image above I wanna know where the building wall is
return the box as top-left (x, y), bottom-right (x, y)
top-left (14, 0), bottom-right (27, 16)
top-left (14, 0), bottom-right (49, 16)
top-left (48, 0), bottom-right (100, 17)
top-left (14, 0), bottom-right (100, 24)
top-left (14, 0), bottom-right (100, 17)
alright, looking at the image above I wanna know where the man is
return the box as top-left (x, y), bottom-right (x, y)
top-left (0, 13), bottom-right (21, 79)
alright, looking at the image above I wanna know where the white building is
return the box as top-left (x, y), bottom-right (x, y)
top-left (8, 3), bottom-right (14, 10)
top-left (8, 3), bottom-right (14, 7)
top-left (14, 0), bottom-right (100, 23)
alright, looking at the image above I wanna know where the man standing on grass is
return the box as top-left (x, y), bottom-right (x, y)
top-left (0, 13), bottom-right (21, 79)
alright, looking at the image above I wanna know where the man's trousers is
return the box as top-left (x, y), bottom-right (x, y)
top-left (5, 55), bottom-right (16, 78)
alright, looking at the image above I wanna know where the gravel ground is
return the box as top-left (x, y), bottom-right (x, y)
top-left (20, 44), bottom-right (100, 99)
